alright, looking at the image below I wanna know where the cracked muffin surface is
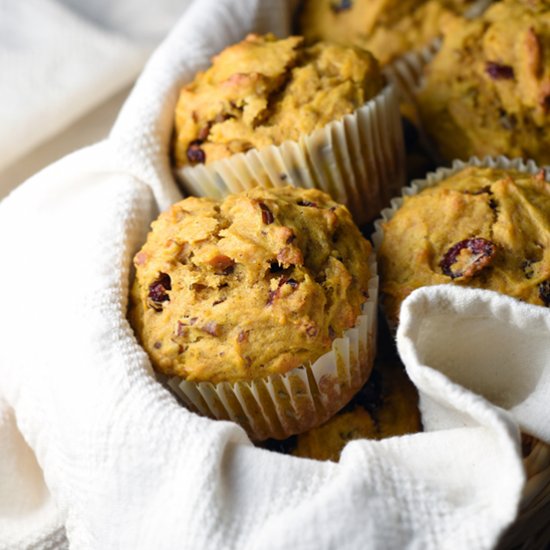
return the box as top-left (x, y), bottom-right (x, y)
top-left (378, 166), bottom-right (550, 324)
top-left (293, 358), bottom-right (421, 462)
top-left (172, 33), bottom-right (383, 168)
top-left (418, 0), bottom-right (550, 164)
top-left (299, 0), bottom-right (478, 66)
top-left (129, 186), bottom-right (371, 383)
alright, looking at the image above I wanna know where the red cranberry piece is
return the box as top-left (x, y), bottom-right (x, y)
top-left (259, 202), bottom-right (274, 224)
top-left (485, 62), bottom-right (514, 80)
top-left (297, 200), bottom-right (318, 208)
top-left (286, 278), bottom-right (298, 289)
top-left (186, 140), bottom-right (206, 164)
top-left (440, 238), bottom-right (496, 279)
top-left (148, 273), bottom-right (171, 308)
top-left (538, 280), bottom-right (550, 306)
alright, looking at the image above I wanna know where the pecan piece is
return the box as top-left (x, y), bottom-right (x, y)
top-left (485, 62), bottom-right (514, 81)
top-left (259, 202), bottom-right (274, 224)
top-left (440, 238), bottom-right (496, 279)
top-left (202, 321), bottom-right (221, 336)
top-left (208, 254), bottom-right (235, 275)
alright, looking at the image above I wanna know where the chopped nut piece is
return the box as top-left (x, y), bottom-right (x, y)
top-left (259, 202), bottom-right (274, 224)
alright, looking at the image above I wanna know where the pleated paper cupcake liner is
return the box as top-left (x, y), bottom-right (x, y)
top-left (175, 84), bottom-right (405, 226)
top-left (166, 254), bottom-right (378, 441)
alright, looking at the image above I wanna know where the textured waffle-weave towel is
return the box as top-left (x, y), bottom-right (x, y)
top-left (1, 0), bottom-right (549, 548)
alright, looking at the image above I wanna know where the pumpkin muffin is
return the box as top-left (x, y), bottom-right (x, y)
top-left (378, 165), bottom-right (550, 325)
top-left (129, 186), bottom-right (372, 384)
top-left (417, 0), bottom-right (550, 164)
top-left (299, 0), bottom-right (484, 66)
top-left (173, 33), bottom-right (384, 168)
top-left (293, 358), bottom-right (421, 462)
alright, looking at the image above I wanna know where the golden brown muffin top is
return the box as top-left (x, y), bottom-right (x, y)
top-left (418, 0), bottom-right (550, 163)
top-left (299, 0), bottom-right (478, 66)
top-left (378, 166), bottom-right (550, 324)
top-left (129, 186), bottom-right (371, 383)
top-left (293, 358), bottom-right (421, 462)
top-left (173, 33), bottom-right (383, 168)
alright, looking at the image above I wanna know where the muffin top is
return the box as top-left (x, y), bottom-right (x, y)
top-left (299, 0), bottom-right (478, 66)
top-left (173, 33), bottom-right (383, 168)
top-left (130, 186), bottom-right (371, 383)
top-left (418, 0), bottom-right (550, 163)
top-left (378, 166), bottom-right (550, 324)
top-left (292, 358), bottom-right (421, 462)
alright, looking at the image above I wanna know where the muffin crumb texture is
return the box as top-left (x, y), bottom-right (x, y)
top-left (379, 166), bottom-right (550, 323)
top-left (130, 186), bottom-right (371, 383)
top-left (299, 0), bottom-right (478, 66)
top-left (418, 0), bottom-right (550, 163)
top-left (173, 33), bottom-right (383, 167)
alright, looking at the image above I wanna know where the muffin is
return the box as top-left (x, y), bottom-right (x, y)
top-left (173, 33), bottom-right (383, 168)
top-left (417, 0), bottom-right (550, 164)
top-left (299, 0), bottom-right (485, 67)
top-left (293, 358), bottom-right (422, 462)
top-left (376, 162), bottom-right (550, 325)
top-left (172, 33), bottom-right (405, 224)
top-left (129, 185), bottom-right (377, 439)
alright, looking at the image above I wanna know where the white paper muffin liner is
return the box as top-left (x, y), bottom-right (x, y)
top-left (166, 253), bottom-right (378, 441)
top-left (175, 84), bottom-right (405, 226)
top-left (372, 155), bottom-right (550, 545)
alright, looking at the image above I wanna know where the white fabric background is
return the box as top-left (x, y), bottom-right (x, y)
top-left (1, 1), bottom-right (549, 549)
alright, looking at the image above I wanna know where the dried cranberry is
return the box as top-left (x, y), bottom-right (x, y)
top-left (330, 0), bottom-right (352, 13)
top-left (259, 202), bottom-right (274, 224)
top-left (186, 140), bottom-right (206, 164)
top-left (266, 290), bottom-right (277, 306)
top-left (286, 278), bottom-right (298, 289)
top-left (538, 280), bottom-right (550, 306)
top-left (486, 62), bottom-right (514, 80)
top-left (440, 238), bottom-right (496, 279)
top-left (297, 200), bottom-right (318, 208)
top-left (306, 325), bottom-right (318, 337)
top-left (148, 273), bottom-right (171, 307)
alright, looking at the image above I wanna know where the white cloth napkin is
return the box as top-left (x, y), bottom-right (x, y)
top-left (1, 0), bottom-right (550, 549)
